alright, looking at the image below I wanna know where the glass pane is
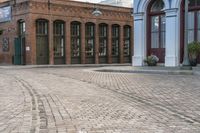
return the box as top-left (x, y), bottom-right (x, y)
top-left (124, 40), bottom-right (130, 56)
top-left (161, 15), bottom-right (165, 32)
top-left (188, 30), bottom-right (194, 43)
top-left (151, 0), bottom-right (165, 12)
top-left (188, 12), bottom-right (194, 30)
top-left (161, 31), bottom-right (165, 48)
top-left (99, 24), bottom-right (107, 56)
top-left (151, 32), bottom-right (159, 48)
top-left (151, 16), bottom-right (159, 32)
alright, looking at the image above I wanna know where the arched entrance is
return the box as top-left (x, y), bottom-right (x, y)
top-left (181, 0), bottom-right (200, 63)
top-left (147, 0), bottom-right (166, 63)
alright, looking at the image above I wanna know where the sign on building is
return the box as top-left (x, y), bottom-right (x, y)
top-left (0, 6), bottom-right (11, 23)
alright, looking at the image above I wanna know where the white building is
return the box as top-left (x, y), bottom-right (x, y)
top-left (133, 0), bottom-right (200, 67)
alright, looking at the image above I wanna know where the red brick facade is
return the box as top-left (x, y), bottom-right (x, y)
top-left (0, 0), bottom-right (133, 65)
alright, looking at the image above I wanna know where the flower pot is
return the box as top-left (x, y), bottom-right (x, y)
top-left (189, 58), bottom-right (197, 66)
top-left (147, 61), bottom-right (157, 66)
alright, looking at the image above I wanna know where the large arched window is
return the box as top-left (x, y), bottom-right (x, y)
top-left (148, 0), bottom-right (165, 63)
top-left (85, 22), bottom-right (95, 64)
top-left (53, 20), bottom-right (65, 64)
top-left (99, 23), bottom-right (108, 63)
top-left (71, 21), bottom-right (81, 64)
top-left (112, 24), bottom-right (120, 63)
top-left (124, 25), bottom-right (131, 63)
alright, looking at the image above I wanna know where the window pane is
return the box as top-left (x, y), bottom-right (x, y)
top-left (54, 22), bottom-right (65, 57)
top-left (188, 30), bottom-right (194, 43)
top-left (151, 32), bottom-right (159, 48)
top-left (188, 12), bottom-right (194, 30)
top-left (161, 15), bottom-right (165, 32)
top-left (161, 31), bottom-right (165, 48)
top-left (151, 16), bottom-right (159, 32)
top-left (124, 26), bottom-right (131, 56)
top-left (112, 25), bottom-right (119, 56)
top-left (85, 24), bottom-right (95, 57)
top-left (71, 22), bottom-right (81, 57)
top-left (99, 24), bottom-right (107, 56)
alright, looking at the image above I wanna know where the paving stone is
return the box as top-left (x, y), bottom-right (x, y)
top-left (0, 67), bottom-right (200, 132)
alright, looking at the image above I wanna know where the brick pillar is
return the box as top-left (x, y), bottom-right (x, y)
top-left (119, 25), bottom-right (124, 64)
top-left (108, 24), bottom-right (112, 64)
top-left (28, 15), bottom-right (36, 64)
top-left (81, 22), bottom-right (86, 64)
top-left (49, 20), bottom-right (54, 65)
top-left (95, 23), bottom-right (99, 64)
top-left (66, 20), bottom-right (71, 64)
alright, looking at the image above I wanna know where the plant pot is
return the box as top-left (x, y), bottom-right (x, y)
top-left (189, 58), bottom-right (197, 66)
top-left (147, 62), bottom-right (157, 66)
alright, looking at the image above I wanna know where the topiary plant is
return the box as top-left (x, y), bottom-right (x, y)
top-left (188, 41), bottom-right (200, 66)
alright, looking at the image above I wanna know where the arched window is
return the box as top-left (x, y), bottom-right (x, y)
top-left (99, 23), bottom-right (107, 57)
top-left (124, 25), bottom-right (131, 56)
top-left (85, 22), bottom-right (95, 57)
top-left (99, 23), bottom-right (108, 63)
top-left (112, 24), bottom-right (120, 56)
top-left (71, 21), bottom-right (81, 57)
top-left (36, 19), bottom-right (49, 64)
top-left (53, 20), bottom-right (65, 64)
top-left (71, 21), bottom-right (81, 64)
top-left (148, 0), bottom-right (165, 63)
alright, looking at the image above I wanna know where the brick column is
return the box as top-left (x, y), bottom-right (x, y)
top-left (66, 20), bottom-right (71, 64)
top-left (108, 24), bottom-right (112, 64)
top-left (28, 15), bottom-right (36, 64)
top-left (49, 20), bottom-right (54, 65)
top-left (95, 23), bottom-right (99, 64)
top-left (119, 25), bottom-right (124, 63)
top-left (81, 22), bottom-right (86, 64)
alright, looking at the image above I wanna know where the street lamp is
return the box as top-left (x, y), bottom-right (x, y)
top-left (182, 0), bottom-right (190, 66)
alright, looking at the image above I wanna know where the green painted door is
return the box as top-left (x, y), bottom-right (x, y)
top-left (14, 38), bottom-right (21, 65)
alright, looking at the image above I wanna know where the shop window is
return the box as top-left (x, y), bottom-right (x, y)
top-left (53, 21), bottom-right (65, 57)
top-left (99, 24), bottom-right (107, 56)
top-left (71, 22), bottom-right (81, 57)
top-left (112, 25), bottom-right (119, 56)
top-left (124, 26), bottom-right (131, 56)
top-left (85, 23), bottom-right (95, 57)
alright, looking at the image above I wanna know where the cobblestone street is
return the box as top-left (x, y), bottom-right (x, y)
top-left (0, 67), bottom-right (200, 133)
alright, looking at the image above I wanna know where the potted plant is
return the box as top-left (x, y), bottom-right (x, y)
top-left (188, 41), bottom-right (200, 66)
top-left (144, 54), bottom-right (159, 66)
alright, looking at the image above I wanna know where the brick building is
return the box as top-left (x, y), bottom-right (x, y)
top-left (0, 0), bottom-right (133, 65)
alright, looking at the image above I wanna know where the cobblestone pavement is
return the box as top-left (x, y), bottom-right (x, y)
top-left (0, 67), bottom-right (200, 133)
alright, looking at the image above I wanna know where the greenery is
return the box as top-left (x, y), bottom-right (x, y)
top-left (144, 55), bottom-right (159, 66)
top-left (188, 41), bottom-right (200, 58)
top-left (188, 41), bottom-right (200, 66)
